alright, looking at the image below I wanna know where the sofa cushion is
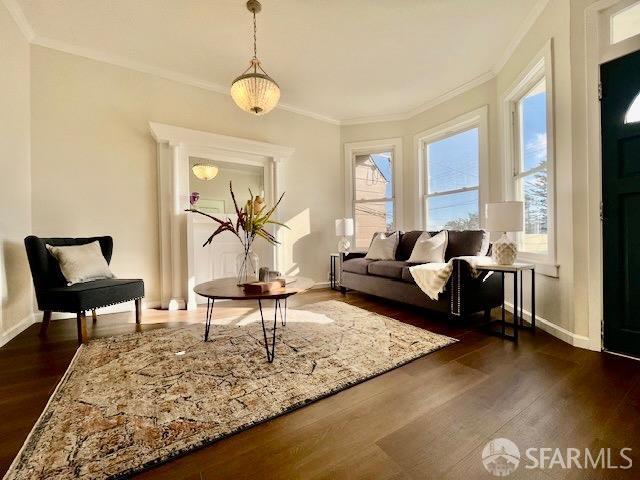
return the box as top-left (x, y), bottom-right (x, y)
top-left (367, 260), bottom-right (410, 279)
top-left (445, 230), bottom-right (490, 260)
top-left (396, 231), bottom-right (421, 260)
top-left (401, 266), bottom-right (416, 283)
top-left (342, 258), bottom-right (373, 275)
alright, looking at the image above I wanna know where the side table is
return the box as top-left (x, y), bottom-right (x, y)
top-left (475, 263), bottom-right (535, 342)
top-left (330, 253), bottom-right (340, 290)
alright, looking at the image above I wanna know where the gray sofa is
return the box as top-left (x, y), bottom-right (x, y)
top-left (340, 230), bottom-right (503, 319)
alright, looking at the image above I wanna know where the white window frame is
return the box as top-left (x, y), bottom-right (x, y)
top-left (502, 40), bottom-right (557, 272)
top-left (344, 138), bottom-right (403, 250)
top-left (415, 105), bottom-right (489, 231)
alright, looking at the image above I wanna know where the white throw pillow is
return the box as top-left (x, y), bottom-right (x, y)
top-left (46, 241), bottom-right (115, 286)
top-left (407, 230), bottom-right (448, 263)
top-left (365, 232), bottom-right (399, 260)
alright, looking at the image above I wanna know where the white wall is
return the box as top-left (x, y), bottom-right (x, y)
top-left (0, 3), bottom-right (32, 346)
top-left (341, 0), bottom-right (582, 342)
top-left (496, 0), bottom-right (576, 335)
top-left (30, 46), bottom-right (342, 305)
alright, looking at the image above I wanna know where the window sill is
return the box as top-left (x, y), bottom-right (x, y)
top-left (517, 254), bottom-right (559, 278)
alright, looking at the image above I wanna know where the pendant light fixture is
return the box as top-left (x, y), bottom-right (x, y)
top-left (230, 0), bottom-right (280, 115)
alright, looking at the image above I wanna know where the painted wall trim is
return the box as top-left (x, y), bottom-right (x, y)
top-left (492, 0), bottom-right (552, 74)
top-left (343, 137), bottom-right (404, 232)
top-left (2, 0), bottom-right (34, 41)
top-left (414, 105), bottom-right (490, 230)
top-left (340, 71), bottom-right (495, 126)
top-left (0, 313), bottom-right (35, 348)
top-left (504, 302), bottom-right (594, 351)
top-left (3, 0), bottom-right (552, 126)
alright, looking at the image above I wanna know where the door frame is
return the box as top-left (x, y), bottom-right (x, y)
top-left (150, 122), bottom-right (294, 310)
top-left (585, 0), bottom-right (640, 351)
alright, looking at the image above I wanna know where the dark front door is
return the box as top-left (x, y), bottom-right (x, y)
top-left (601, 49), bottom-right (640, 358)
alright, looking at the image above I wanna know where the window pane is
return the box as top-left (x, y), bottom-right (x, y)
top-left (426, 190), bottom-right (479, 231)
top-left (611, 2), bottom-right (640, 44)
top-left (354, 153), bottom-right (392, 201)
top-left (625, 92), bottom-right (640, 124)
top-left (519, 80), bottom-right (547, 172)
top-left (521, 172), bottom-right (548, 254)
top-left (354, 201), bottom-right (393, 249)
top-left (427, 128), bottom-right (479, 193)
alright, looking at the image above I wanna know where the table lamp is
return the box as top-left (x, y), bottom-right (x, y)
top-left (485, 201), bottom-right (524, 265)
top-left (335, 218), bottom-right (354, 253)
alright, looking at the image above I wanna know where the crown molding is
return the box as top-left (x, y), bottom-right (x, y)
top-left (492, 0), bottom-right (552, 74)
top-left (5, 0), bottom-right (548, 127)
top-left (340, 70), bottom-right (495, 126)
top-left (29, 35), bottom-right (342, 125)
top-left (3, 0), bottom-right (35, 41)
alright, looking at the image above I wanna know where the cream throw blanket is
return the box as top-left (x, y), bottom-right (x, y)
top-left (409, 256), bottom-right (496, 300)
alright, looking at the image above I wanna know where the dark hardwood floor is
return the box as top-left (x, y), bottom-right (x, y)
top-left (1, 289), bottom-right (639, 479)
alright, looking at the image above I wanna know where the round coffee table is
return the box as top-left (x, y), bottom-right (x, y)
top-left (193, 277), bottom-right (314, 362)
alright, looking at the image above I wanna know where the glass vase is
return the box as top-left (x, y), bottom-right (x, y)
top-left (236, 248), bottom-right (259, 285)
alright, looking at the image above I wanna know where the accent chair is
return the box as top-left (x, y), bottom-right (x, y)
top-left (24, 236), bottom-right (144, 343)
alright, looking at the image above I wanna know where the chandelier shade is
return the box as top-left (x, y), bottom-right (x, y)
top-left (231, 0), bottom-right (280, 115)
top-left (231, 66), bottom-right (280, 115)
top-left (191, 164), bottom-right (219, 181)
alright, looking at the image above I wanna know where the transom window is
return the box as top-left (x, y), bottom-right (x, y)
top-left (611, 1), bottom-right (640, 44)
top-left (423, 128), bottom-right (480, 230)
top-left (352, 152), bottom-right (394, 248)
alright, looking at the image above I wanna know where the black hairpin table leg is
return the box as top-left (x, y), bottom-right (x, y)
top-left (278, 297), bottom-right (287, 326)
top-left (258, 299), bottom-right (279, 363)
top-left (204, 298), bottom-right (214, 341)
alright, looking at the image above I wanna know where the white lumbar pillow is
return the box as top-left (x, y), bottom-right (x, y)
top-left (46, 241), bottom-right (115, 286)
top-left (407, 230), bottom-right (448, 263)
top-left (365, 232), bottom-right (399, 260)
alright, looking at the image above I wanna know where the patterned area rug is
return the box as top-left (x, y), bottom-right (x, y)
top-left (4, 300), bottom-right (456, 480)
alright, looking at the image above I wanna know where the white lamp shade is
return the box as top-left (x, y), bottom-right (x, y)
top-left (335, 218), bottom-right (354, 236)
top-left (485, 201), bottom-right (524, 232)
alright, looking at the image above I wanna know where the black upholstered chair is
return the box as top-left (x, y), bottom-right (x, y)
top-left (24, 236), bottom-right (144, 343)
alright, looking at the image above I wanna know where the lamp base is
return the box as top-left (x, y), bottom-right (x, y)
top-left (337, 236), bottom-right (351, 253)
top-left (492, 232), bottom-right (518, 265)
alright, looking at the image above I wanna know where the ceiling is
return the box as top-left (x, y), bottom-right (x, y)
top-left (11, 0), bottom-right (544, 123)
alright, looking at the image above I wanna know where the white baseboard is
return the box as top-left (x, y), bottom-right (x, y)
top-left (32, 299), bottom-right (161, 322)
top-left (0, 313), bottom-right (36, 348)
top-left (504, 301), bottom-right (595, 351)
top-left (311, 281), bottom-right (330, 289)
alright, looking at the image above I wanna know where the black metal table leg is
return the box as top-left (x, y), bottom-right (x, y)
top-left (513, 271), bottom-right (519, 341)
top-left (258, 299), bottom-right (279, 363)
top-left (501, 272), bottom-right (506, 337)
top-left (519, 270), bottom-right (523, 327)
top-left (204, 298), bottom-right (214, 341)
top-left (277, 297), bottom-right (287, 326)
top-left (531, 268), bottom-right (536, 330)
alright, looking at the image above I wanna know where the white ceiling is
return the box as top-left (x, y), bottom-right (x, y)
top-left (10, 0), bottom-right (544, 123)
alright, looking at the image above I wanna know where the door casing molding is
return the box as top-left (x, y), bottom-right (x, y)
top-left (149, 122), bottom-right (294, 310)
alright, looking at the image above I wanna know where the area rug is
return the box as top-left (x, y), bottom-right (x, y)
top-left (4, 300), bottom-right (456, 480)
